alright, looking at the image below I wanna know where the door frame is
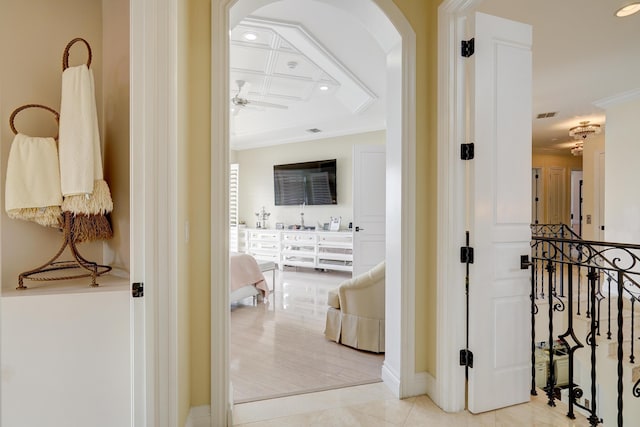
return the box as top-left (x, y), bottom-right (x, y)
top-left (131, 0), bottom-right (179, 425)
top-left (213, 0), bottom-right (417, 423)
top-left (436, 0), bottom-right (486, 413)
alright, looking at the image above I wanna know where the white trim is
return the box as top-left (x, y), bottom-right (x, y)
top-left (381, 368), bottom-right (435, 400)
top-left (436, 0), bottom-right (483, 413)
top-left (399, 32), bottom-right (417, 399)
top-left (212, 2), bottom-right (232, 427)
top-left (130, 0), bottom-right (180, 426)
top-left (594, 87), bottom-right (640, 109)
top-left (212, 0), bottom-right (419, 423)
top-left (409, 372), bottom-right (437, 399)
top-left (185, 406), bottom-right (212, 427)
top-left (381, 363), bottom-right (401, 396)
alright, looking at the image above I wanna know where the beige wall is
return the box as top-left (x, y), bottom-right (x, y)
top-left (234, 131), bottom-right (385, 230)
top-left (102, 0), bottom-right (130, 273)
top-left (0, 0), bottom-right (106, 291)
top-left (186, 0), bottom-right (213, 410)
top-left (417, 0), bottom-right (439, 376)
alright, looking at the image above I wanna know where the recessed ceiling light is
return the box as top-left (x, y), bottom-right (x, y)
top-left (243, 32), bottom-right (258, 41)
top-left (319, 85), bottom-right (329, 91)
top-left (615, 2), bottom-right (640, 17)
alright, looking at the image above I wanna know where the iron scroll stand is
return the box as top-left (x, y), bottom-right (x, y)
top-left (18, 211), bottom-right (112, 289)
top-left (9, 104), bottom-right (111, 290)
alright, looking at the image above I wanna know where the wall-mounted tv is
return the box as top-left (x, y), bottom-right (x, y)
top-left (273, 159), bottom-right (337, 205)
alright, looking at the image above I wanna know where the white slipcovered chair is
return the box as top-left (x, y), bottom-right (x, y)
top-left (324, 261), bottom-right (385, 353)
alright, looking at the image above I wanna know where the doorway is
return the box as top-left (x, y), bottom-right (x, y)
top-left (212, 0), bottom-right (417, 422)
top-left (570, 170), bottom-right (583, 237)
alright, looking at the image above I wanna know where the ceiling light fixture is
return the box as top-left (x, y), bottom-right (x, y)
top-left (571, 142), bottom-right (584, 157)
top-left (243, 32), bottom-right (258, 41)
top-left (569, 121), bottom-right (602, 140)
top-left (615, 2), bottom-right (640, 17)
top-left (319, 85), bottom-right (329, 91)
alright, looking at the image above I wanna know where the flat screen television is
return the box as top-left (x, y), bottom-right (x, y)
top-left (273, 159), bottom-right (337, 205)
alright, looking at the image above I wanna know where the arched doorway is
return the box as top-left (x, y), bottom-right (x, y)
top-left (211, 0), bottom-right (417, 423)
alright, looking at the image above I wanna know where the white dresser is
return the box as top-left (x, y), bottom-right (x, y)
top-left (241, 228), bottom-right (353, 272)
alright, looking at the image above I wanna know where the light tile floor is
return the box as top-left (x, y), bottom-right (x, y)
top-left (234, 383), bottom-right (590, 426)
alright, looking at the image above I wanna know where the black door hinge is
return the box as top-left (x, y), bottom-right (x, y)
top-left (461, 143), bottom-right (475, 160)
top-left (460, 349), bottom-right (474, 368)
top-left (132, 282), bottom-right (144, 298)
top-left (461, 38), bottom-right (475, 57)
top-left (460, 246), bottom-right (474, 264)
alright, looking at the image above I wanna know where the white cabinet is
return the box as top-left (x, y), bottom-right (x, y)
top-left (247, 229), bottom-right (280, 263)
top-left (316, 232), bottom-right (353, 272)
top-left (244, 229), bottom-right (353, 272)
top-left (281, 231), bottom-right (316, 269)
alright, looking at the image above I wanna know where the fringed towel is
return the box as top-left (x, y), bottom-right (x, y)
top-left (58, 64), bottom-right (114, 241)
top-left (5, 134), bottom-right (63, 227)
top-left (59, 64), bottom-right (101, 197)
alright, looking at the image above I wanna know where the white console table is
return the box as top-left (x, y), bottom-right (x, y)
top-left (240, 228), bottom-right (353, 272)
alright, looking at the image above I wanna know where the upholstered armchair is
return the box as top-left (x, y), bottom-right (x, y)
top-left (324, 261), bottom-right (385, 353)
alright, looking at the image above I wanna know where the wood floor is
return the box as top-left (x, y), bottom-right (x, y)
top-left (230, 268), bottom-right (384, 403)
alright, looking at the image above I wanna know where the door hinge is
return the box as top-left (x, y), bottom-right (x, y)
top-left (461, 38), bottom-right (475, 57)
top-left (132, 282), bottom-right (144, 298)
top-left (460, 349), bottom-right (474, 368)
top-left (460, 246), bottom-right (474, 264)
top-left (461, 143), bottom-right (475, 160)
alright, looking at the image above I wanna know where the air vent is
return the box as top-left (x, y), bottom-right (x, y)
top-left (536, 112), bottom-right (557, 119)
top-left (306, 128), bottom-right (322, 133)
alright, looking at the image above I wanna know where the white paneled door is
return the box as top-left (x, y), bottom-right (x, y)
top-left (547, 167), bottom-right (566, 225)
top-left (352, 145), bottom-right (386, 277)
top-left (465, 12), bottom-right (532, 413)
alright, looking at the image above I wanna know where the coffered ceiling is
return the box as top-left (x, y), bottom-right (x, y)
top-left (229, 1), bottom-right (386, 150)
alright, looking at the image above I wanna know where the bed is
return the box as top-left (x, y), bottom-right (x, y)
top-left (230, 253), bottom-right (273, 303)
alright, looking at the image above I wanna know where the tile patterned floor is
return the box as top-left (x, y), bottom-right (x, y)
top-left (233, 383), bottom-right (590, 426)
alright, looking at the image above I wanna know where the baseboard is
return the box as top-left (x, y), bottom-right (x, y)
top-left (381, 361), bottom-right (401, 397)
top-left (381, 362), bottom-right (436, 401)
top-left (185, 405), bottom-right (211, 427)
top-left (407, 371), bottom-right (436, 400)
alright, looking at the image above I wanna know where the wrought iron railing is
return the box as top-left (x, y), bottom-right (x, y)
top-left (530, 224), bottom-right (640, 426)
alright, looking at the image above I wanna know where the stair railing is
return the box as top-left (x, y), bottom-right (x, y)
top-left (530, 224), bottom-right (640, 427)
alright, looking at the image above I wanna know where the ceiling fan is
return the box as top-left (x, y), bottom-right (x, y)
top-left (231, 80), bottom-right (288, 115)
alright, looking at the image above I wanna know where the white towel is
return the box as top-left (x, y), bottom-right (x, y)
top-left (58, 64), bottom-right (103, 196)
top-left (5, 134), bottom-right (63, 227)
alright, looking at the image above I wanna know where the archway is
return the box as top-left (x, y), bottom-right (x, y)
top-left (211, 0), bottom-right (418, 423)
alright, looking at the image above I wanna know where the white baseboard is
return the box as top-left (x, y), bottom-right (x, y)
top-left (185, 405), bottom-right (211, 427)
top-left (381, 362), bottom-right (436, 401)
top-left (381, 361), bottom-right (401, 397)
top-left (407, 371), bottom-right (436, 400)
